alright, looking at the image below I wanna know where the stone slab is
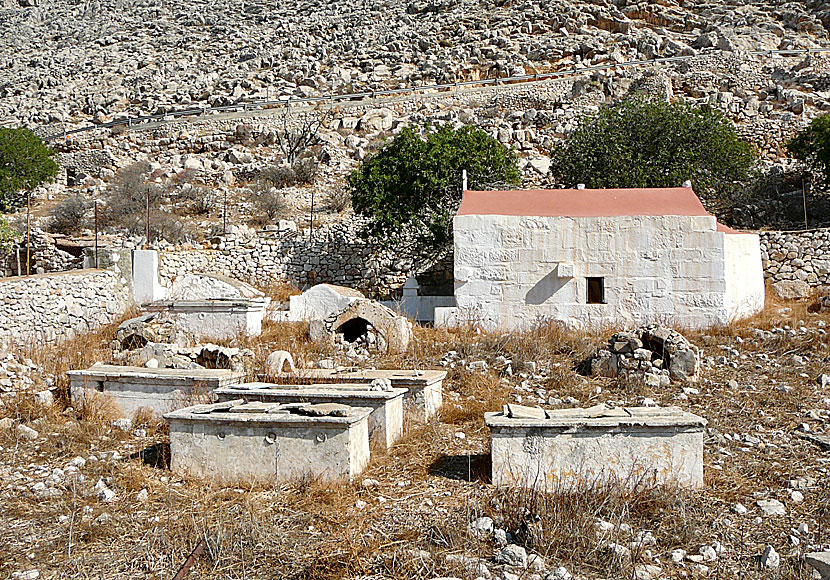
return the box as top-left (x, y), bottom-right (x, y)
top-left (164, 400), bottom-right (372, 483)
top-left (215, 382), bottom-right (406, 448)
top-left (68, 364), bottom-right (245, 418)
top-left (485, 405), bottom-right (707, 490)
top-left (274, 368), bottom-right (445, 421)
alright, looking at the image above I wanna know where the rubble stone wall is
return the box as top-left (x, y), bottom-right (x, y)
top-left (157, 217), bottom-right (446, 298)
top-left (759, 229), bottom-right (830, 287)
top-left (0, 269), bottom-right (129, 348)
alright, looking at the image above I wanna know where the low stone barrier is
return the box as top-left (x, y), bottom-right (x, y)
top-left (0, 269), bottom-right (129, 348)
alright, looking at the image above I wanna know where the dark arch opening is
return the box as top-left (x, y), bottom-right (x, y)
top-left (336, 317), bottom-right (370, 343)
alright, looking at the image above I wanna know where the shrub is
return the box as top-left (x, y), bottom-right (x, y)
top-left (548, 98), bottom-right (756, 209)
top-left (0, 127), bottom-right (60, 211)
top-left (323, 186), bottom-right (351, 213)
top-left (258, 157), bottom-right (318, 189)
top-left (48, 195), bottom-right (89, 235)
top-left (787, 113), bottom-right (830, 188)
top-left (348, 123), bottom-right (520, 250)
top-left (103, 162), bottom-right (199, 243)
top-left (247, 184), bottom-right (287, 225)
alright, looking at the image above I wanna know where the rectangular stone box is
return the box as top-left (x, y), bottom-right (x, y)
top-left (274, 369), bottom-right (445, 421)
top-left (214, 382), bottom-right (406, 449)
top-left (68, 364), bottom-right (245, 418)
top-left (485, 405), bottom-right (707, 490)
top-left (164, 400), bottom-right (372, 484)
top-left (145, 297), bottom-right (270, 339)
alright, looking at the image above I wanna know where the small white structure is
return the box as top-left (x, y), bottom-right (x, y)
top-left (214, 382), bottom-right (406, 449)
top-left (441, 187), bottom-right (764, 330)
top-left (485, 404), bottom-right (707, 490)
top-left (131, 251), bottom-right (271, 338)
top-left (68, 364), bottom-right (245, 417)
top-left (145, 298), bottom-right (271, 339)
top-left (165, 399), bottom-right (372, 483)
top-left (287, 284), bottom-right (364, 322)
top-left (274, 368), bottom-right (445, 421)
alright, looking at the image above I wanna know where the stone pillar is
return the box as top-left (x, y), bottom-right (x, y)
top-left (132, 249), bottom-right (167, 305)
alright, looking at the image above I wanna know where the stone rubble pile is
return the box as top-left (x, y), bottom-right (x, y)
top-left (591, 325), bottom-right (699, 386)
top-left (110, 313), bottom-right (254, 371)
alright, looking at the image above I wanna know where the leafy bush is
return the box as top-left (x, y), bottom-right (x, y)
top-left (0, 127), bottom-right (60, 211)
top-left (48, 195), bottom-right (89, 235)
top-left (787, 113), bottom-right (830, 188)
top-left (548, 99), bottom-right (756, 209)
top-left (348, 123), bottom-right (521, 249)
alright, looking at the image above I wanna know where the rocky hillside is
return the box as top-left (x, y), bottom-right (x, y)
top-left (1, 0), bottom-right (828, 127)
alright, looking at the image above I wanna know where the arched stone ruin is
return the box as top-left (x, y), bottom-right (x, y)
top-left (310, 299), bottom-right (413, 354)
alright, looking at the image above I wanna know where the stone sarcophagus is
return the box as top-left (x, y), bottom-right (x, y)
top-left (165, 400), bottom-right (372, 484)
top-left (273, 368), bottom-right (445, 422)
top-left (214, 382), bottom-right (406, 449)
top-left (485, 404), bottom-right (707, 490)
top-left (68, 364), bottom-right (245, 417)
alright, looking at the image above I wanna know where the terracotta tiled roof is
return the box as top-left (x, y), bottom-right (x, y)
top-left (457, 187), bottom-right (711, 218)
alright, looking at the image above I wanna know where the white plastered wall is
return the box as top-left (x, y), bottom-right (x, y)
top-left (723, 232), bottom-right (765, 322)
top-left (452, 213), bottom-right (756, 330)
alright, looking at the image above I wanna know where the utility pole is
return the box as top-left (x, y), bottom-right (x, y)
top-left (223, 189), bottom-right (227, 236)
top-left (802, 179), bottom-right (809, 230)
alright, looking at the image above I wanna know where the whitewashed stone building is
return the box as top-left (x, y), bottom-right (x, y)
top-left (438, 187), bottom-right (764, 330)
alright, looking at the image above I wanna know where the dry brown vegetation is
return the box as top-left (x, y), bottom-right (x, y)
top-left (1, 299), bottom-right (829, 579)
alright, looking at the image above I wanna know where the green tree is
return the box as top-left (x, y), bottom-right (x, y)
top-left (787, 113), bottom-right (830, 188)
top-left (0, 128), bottom-right (59, 211)
top-left (348, 123), bottom-right (520, 249)
top-left (548, 99), bottom-right (755, 208)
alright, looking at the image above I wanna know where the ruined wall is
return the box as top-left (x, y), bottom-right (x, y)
top-left (0, 269), bottom-right (129, 348)
top-left (157, 217), bottom-right (447, 299)
top-left (760, 229), bottom-right (830, 287)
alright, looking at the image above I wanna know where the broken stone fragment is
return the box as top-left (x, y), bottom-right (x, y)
top-left (16, 424), bottom-right (38, 441)
top-left (805, 552), bottom-right (830, 579)
top-left (503, 403), bottom-right (547, 419)
top-left (264, 350), bottom-right (296, 376)
top-left (295, 402), bottom-right (351, 417)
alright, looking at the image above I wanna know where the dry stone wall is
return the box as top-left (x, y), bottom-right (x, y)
top-left (760, 229), bottom-right (830, 287)
top-left (157, 217), bottom-right (447, 298)
top-left (0, 269), bottom-right (129, 348)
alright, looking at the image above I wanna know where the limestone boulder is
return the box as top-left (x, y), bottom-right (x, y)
top-left (772, 280), bottom-right (811, 300)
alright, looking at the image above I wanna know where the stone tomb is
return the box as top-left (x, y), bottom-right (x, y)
top-left (214, 382), bottom-right (406, 448)
top-left (164, 399), bottom-right (372, 483)
top-left (68, 364), bottom-right (245, 417)
top-left (485, 404), bottom-right (706, 490)
top-left (274, 369), bottom-right (445, 421)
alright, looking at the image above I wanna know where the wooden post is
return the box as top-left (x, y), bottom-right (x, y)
top-left (26, 189), bottom-right (31, 276)
top-left (145, 185), bottom-right (150, 247)
top-left (94, 200), bottom-right (99, 268)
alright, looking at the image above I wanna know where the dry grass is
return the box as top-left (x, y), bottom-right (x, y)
top-left (1, 300), bottom-right (830, 579)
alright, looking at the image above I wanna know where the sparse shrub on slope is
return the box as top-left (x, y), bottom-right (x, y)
top-left (48, 195), bottom-right (89, 235)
